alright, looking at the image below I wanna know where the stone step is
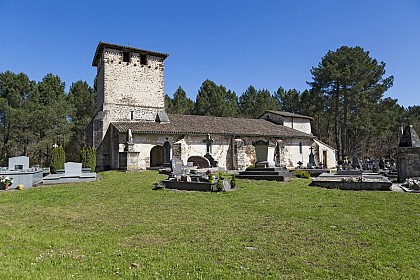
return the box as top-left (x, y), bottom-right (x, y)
top-left (245, 167), bottom-right (289, 172)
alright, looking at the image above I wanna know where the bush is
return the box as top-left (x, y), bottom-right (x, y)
top-left (50, 146), bottom-right (66, 174)
top-left (80, 147), bottom-right (96, 172)
top-left (230, 175), bottom-right (237, 189)
top-left (216, 171), bottom-right (224, 191)
top-left (294, 170), bottom-right (311, 179)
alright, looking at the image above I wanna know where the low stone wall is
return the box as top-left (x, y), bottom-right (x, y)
top-left (310, 180), bottom-right (392, 191)
top-left (162, 180), bottom-right (217, 192)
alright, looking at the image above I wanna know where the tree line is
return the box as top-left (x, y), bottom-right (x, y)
top-left (0, 72), bottom-right (96, 166)
top-left (1, 45), bottom-right (419, 167)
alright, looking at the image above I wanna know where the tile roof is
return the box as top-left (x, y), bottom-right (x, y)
top-left (112, 114), bottom-right (312, 138)
top-left (262, 110), bottom-right (314, 121)
top-left (92, 42), bottom-right (169, 66)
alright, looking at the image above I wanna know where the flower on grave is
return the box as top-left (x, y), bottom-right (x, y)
top-left (0, 176), bottom-right (13, 185)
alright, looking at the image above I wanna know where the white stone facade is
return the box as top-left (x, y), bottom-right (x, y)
top-left (260, 111), bottom-right (313, 134)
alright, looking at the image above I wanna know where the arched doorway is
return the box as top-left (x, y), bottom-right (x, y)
top-left (150, 146), bottom-right (164, 167)
top-left (187, 156), bottom-right (210, 168)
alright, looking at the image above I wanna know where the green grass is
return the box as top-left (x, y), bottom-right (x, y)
top-left (0, 171), bottom-right (419, 279)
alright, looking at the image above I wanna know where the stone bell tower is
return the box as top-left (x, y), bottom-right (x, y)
top-left (88, 42), bottom-right (169, 170)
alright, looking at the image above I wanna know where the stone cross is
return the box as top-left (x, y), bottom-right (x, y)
top-left (308, 147), bottom-right (316, 167)
top-left (203, 133), bottom-right (214, 154)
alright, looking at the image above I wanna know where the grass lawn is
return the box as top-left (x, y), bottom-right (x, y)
top-left (0, 171), bottom-right (419, 279)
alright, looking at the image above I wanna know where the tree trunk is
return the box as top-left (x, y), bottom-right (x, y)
top-left (334, 91), bottom-right (341, 160)
top-left (341, 85), bottom-right (348, 159)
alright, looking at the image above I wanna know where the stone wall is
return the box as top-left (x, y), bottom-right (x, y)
top-left (101, 48), bottom-right (165, 122)
top-left (96, 61), bottom-right (104, 111)
top-left (233, 139), bottom-right (247, 171)
top-left (282, 138), bottom-right (313, 168)
top-left (259, 112), bottom-right (312, 134)
top-left (282, 118), bottom-right (312, 134)
top-left (397, 147), bottom-right (420, 181)
top-left (314, 139), bottom-right (337, 169)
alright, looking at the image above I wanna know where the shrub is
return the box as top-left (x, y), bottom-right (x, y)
top-left (80, 147), bottom-right (96, 172)
top-left (216, 171), bottom-right (224, 191)
top-left (230, 175), bottom-right (237, 189)
top-left (50, 146), bottom-right (66, 174)
top-left (294, 170), bottom-right (311, 179)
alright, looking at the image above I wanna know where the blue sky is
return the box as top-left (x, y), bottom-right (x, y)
top-left (1, 0), bottom-right (419, 107)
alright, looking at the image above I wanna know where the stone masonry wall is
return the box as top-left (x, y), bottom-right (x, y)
top-left (96, 62), bottom-right (104, 111)
top-left (102, 48), bottom-right (165, 122)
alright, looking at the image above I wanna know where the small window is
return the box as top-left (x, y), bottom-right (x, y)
top-left (130, 111), bottom-right (134, 120)
top-left (123, 52), bottom-right (130, 63)
top-left (140, 54), bottom-right (147, 65)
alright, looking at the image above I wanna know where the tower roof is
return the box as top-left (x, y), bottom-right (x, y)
top-left (398, 125), bottom-right (420, 147)
top-left (92, 41), bottom-right (169, 66)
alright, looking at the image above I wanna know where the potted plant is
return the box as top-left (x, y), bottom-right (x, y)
top-left (0, 176), bottom-right (13, 190)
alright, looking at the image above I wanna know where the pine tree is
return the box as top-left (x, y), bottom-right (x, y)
top-left (195, 80), bottom-right (238, 117)
top-left (50, 146), bottom-right (66, 174)
top-left (80, 147), bottom-right (96, 172)
top-left (309, 46), bottom-right (394, 159)
top-left (168, 86), bottom-right (194, 114)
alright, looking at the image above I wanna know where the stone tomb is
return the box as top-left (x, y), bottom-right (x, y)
top-left (42, 162), bottom-right (96, 185)
top-left (161, 158), bottom-right (230, 192)
top-left (0, 156), bottom-right (43, 190)
top-left (235, 140), bottom-right (295, 181)
top-left (310, 170), bottom-right (392, 191)
top-left (254, 140), bottom-right (276, 168)
top-left (9, 156), bottom-right (29, 170)
top-left (397, 125), bottom-right (420, 182)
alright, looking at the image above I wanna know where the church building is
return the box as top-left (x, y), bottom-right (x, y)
top-left (88, 42), bottom-right (336, 171)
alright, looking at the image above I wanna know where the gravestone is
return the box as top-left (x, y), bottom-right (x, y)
top-left (351, 153), bottom-right (361, 169)
top-left (163, 141), bottom-right (171, 167)
top-left (204, 153), bottom-right (217, 167)
top-left (64, 162), bottom-right (83, 176)
top-left (8, 156), bottom-right (29, 171)
top-left (307, 147), bottom-right (316, 168)
top-left (202, 134), bottom-right (214, 154)
top-left (0, 156), bottom-right (43, 189)
top-left (171, 158), bottom-right (184, 176)
top-left (202, 134), bottom-right (217, 167)
top-left (222, 179), bottom-right (231, 191)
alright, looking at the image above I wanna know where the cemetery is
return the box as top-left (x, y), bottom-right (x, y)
top-left (0, 154), bottom-right (97, 190)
